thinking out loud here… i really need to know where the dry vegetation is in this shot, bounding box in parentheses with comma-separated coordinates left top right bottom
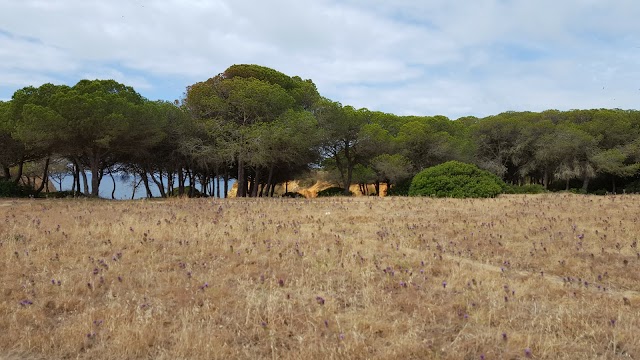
(1, 194, 639, 359)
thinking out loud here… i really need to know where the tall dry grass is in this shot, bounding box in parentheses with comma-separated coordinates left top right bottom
(0, 194, 639, 359)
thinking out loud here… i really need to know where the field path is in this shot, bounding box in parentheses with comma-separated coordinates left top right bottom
(442, 253, 640, 301)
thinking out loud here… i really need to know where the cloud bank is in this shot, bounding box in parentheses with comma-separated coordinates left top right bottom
(1, 0, 639, 118)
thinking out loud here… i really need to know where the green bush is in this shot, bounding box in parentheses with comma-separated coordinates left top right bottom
(44, 191, 86, 198)
(317, 187, 352, 197)
(569, 188, 587, 195)
(170, 186, 205, 198)
(624, 180, 640, 194)
(386, 178, 412, 196)
(504, 184, 547, 194)
(408, 161, 506, 198)
(0, 179, 35, 198)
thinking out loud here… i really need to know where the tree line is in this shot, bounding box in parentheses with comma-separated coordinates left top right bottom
(1, 64, 640, 198)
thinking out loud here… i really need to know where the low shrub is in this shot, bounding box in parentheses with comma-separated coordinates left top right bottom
(317, 187, 352, 197)
(505, 184, 547, 194)
(386, 178, 412, 196)
(409, 161, 506, 198)
(0, 179, 35, 198)
(624, 180, 640, 194)
(170, 186, 205, 198)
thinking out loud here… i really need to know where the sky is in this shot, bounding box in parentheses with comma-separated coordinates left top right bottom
(1, 0, 639, 119)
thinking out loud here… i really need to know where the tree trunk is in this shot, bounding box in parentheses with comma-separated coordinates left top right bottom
(334, 153, 346, 191)
(13, 157, 24, 184)
(237, 158, 246, 197)
(201, 174, 208, 195)
(109, 170, 117, 199)
(167, 169, 174, 195)
(244, 175, 250, 197)
(270, 182, 276, 197)
(141, 171, 152, 198)
(2, 166, 10, 180)
(612, 177, 616, 194)
(581, 177, 590, 192)
(150, 172, 166, 198)
(71, 160, 79, 196)
(248, 173, 255, 197)
(131, 177, 143, 200)
(98, 168, 105, 188)
(224, 171, 229, 198)
(177, 168, 185, 196)
(565, 178, 569, 191)
(34, 157, 50, 196)
(89, 154, 101, 197)
(543, 169, 549, 189)
(374, 181, 380, 196)
(80, 166, 89, 196)
(216, 176, 221, 199)
(344, 163, 354, 195)
(187, 167, 195, 197)
(251, 168, 261, 197)
(265, 165, 274, 197)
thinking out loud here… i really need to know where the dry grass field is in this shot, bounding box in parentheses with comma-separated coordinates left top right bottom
(1, 194, 639, 359)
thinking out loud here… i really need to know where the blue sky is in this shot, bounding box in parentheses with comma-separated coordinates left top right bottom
(1, 0, 639, 119)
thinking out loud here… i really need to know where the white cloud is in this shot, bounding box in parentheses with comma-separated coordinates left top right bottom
(1, 0, 639, 118)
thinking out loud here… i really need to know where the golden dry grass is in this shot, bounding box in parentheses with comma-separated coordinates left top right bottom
(1, 194, 639, 359)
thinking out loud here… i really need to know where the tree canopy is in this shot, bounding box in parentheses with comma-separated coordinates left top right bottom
(3, 64, 640, 198)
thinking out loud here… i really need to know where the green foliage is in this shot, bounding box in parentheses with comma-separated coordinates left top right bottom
(370, 154, 413, 185)
(224, 64, 296, 90)
(0, 179, 35, 198)
(44, 191, 85, 198)
(592, 189, 608, 196)
(504, 184, 547, 194)
(624, 180, 640, 194)
(351, 164, 376, 185)
(386, 178, 412, 196)
(568, 188, 588, 194)
(6, 64, 640, 200)
(409, 161, 506, 198)
(317, 187, 353, 197)
(170, 186, 205, 198)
